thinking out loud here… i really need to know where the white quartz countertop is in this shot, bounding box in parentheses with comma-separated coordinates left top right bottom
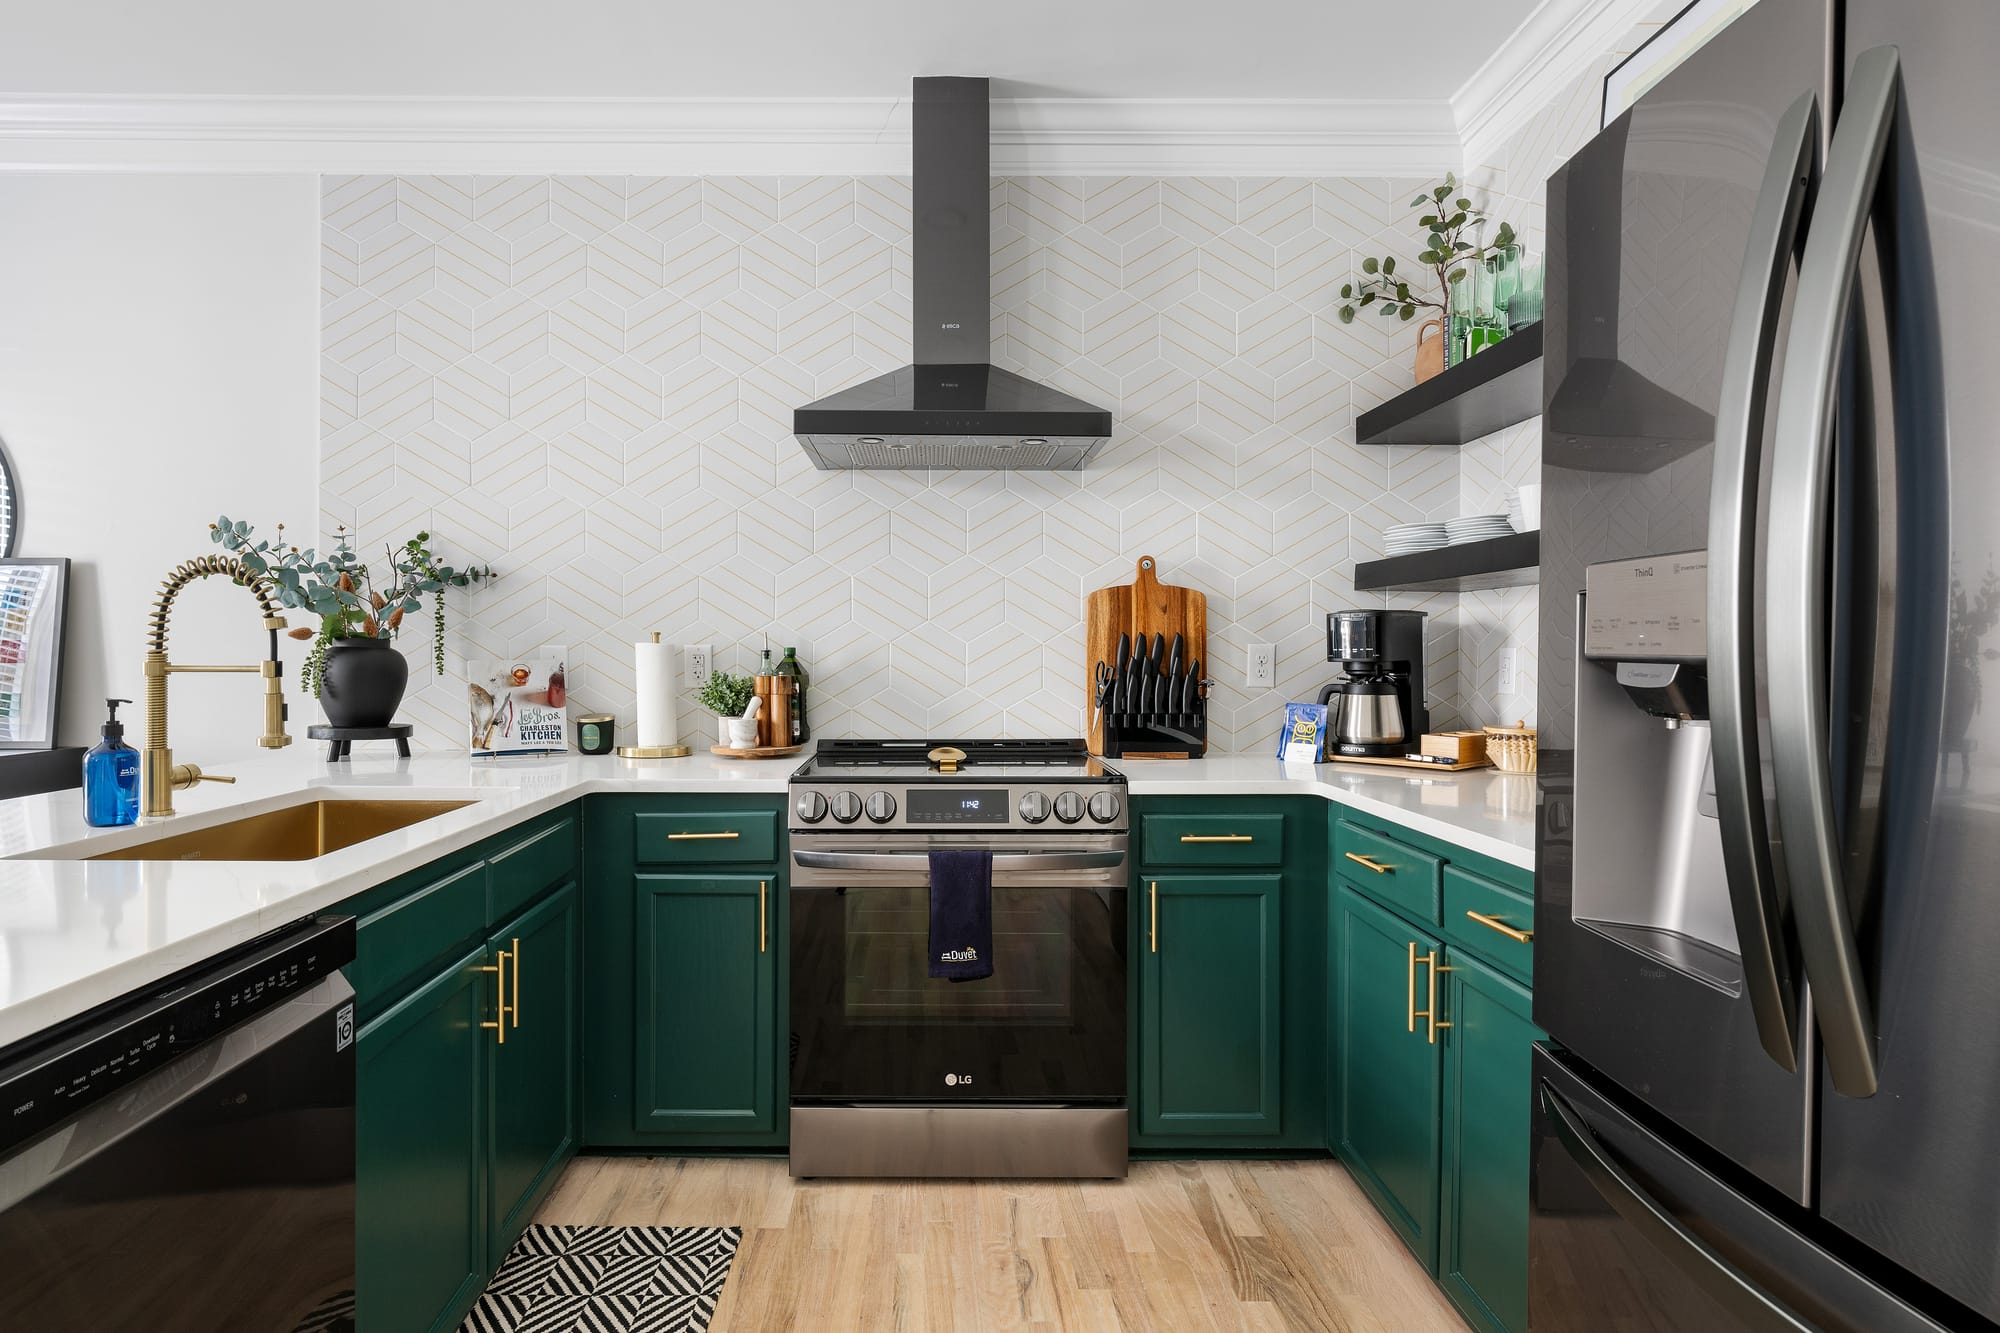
(1118, 755, 1538, 869)
(0, 744, 1535, 1049)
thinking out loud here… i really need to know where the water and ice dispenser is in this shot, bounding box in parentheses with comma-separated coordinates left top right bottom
(1572, 550, 1748, 991)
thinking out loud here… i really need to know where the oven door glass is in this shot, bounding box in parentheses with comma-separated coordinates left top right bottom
(790, 853, 1126, 1105)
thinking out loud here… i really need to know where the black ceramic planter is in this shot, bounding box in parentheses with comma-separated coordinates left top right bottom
(319, 636, 410, 728)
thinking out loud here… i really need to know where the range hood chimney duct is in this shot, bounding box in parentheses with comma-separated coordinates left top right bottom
(914, 77, 990, 366)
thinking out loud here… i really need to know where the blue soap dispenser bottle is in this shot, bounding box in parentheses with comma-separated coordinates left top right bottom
(83, 697, 140, 827)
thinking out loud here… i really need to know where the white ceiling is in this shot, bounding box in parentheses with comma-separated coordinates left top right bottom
(0, 0, 1518, 101)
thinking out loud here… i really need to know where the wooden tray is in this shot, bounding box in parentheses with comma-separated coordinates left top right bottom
(1086, 554, 1208, 757)
(710, 742, 806, 760)
(1325, 753, 1493, 773)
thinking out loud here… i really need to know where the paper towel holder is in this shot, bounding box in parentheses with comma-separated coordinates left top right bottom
(618, 631, 694, 759)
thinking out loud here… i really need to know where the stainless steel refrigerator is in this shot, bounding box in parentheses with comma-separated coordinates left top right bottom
(1533, 0, 2000, 1328)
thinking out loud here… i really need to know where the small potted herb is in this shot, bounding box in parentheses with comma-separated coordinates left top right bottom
(696, 670, 757, 749)
(210, 518, 494, 728)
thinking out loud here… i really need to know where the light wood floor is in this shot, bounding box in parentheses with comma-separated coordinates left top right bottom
(534, 1156, 1467, 1332)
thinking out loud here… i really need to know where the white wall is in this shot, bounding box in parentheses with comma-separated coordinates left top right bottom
(0, 174, 319, 757)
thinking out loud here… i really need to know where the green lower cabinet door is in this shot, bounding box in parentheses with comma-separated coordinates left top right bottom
(487, 882, 581, 1269)
(357, 945, 491, 1333)
(1439, 949, 1543, 1333)
(1334, 885, 1443, 1269)
(1139, 873, 1282, 1137)
(634, 873, 777, 1136)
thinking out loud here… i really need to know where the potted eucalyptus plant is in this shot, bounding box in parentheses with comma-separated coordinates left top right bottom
(210, 518, 495, 728)
(1339, 174, 1518, 381)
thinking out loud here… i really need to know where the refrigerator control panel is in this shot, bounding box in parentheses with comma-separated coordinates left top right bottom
(1584, 551, 1707, 661)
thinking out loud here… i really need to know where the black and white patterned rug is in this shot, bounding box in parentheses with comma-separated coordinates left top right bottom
(461, 1224, 742, 1333)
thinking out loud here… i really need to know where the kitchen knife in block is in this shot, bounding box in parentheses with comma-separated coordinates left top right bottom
(1084, 554, 1209, 757)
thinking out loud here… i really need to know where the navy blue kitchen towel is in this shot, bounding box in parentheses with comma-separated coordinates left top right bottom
(928, 849, 995, 981)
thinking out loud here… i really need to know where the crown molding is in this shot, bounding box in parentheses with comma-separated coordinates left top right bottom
(1452, 0, 1661, 169)
(0, 93, 1463, 176)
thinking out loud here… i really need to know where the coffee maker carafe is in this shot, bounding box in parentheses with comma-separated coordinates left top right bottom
(1315, 609, 1430, 757)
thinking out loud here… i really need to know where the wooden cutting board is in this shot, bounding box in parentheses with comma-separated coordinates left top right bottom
(1085, 555, 1208, 757)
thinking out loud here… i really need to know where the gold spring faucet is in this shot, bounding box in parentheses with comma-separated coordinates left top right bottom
(142, 555, 293, 818)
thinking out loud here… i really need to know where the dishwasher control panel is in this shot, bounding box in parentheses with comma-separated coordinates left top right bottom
(0, 915, 354, 1154)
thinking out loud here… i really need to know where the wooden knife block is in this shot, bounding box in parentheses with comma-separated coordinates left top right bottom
(1085, 555, 1210, 759)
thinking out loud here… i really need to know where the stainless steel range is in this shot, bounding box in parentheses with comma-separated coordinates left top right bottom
(787, 738, 1129, 1179)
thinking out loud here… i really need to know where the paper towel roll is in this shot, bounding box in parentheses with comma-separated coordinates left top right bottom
(634, 634, 678, 749)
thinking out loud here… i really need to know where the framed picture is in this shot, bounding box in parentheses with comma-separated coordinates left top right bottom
(0, 558, 69, 750)
(1602, 0, 1762, 127)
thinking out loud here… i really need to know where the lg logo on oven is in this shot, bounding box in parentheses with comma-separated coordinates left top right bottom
(944, 1073, 973, 1087)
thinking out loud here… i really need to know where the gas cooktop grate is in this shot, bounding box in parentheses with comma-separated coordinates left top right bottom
(809, 738, 1092, 768)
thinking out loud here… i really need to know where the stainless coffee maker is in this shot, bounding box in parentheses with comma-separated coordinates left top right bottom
(1315, 609, 1430, 757)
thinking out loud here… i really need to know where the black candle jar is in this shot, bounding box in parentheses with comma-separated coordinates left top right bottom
(576, 713, 616, 755)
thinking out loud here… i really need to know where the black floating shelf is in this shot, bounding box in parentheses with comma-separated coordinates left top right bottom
(1356, 321, 1543, 448)
(1355, 531, 1540, 593)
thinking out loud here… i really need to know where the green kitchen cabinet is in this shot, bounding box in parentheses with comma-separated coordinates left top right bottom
(357, 946, 491, 1333)
(1138, 873, 1282, 1138)
(580, 795, 790, 1150)
(633, 872, 779, 1136)
(1439, 949, 1542, 1333)
(346, 808, 581, 1333)
(486, 880, 581, 1269)
(1334, 883, 1445, 1268)
(1129, 796, 1326, 1151)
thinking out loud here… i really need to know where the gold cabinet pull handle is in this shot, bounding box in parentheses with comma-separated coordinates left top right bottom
(1345, 852, 1394, 874)
(1410, 949, 1453, 1045)
(1465, 909, 1533, 943)
(1180, 834, 1253, 844)
(668, 830, 740, 841)
(1150, 881, 1159, 953)
(477, 948, 511, 1044)
(759, 880, 768, 954)
(510, 936, 522, 1029)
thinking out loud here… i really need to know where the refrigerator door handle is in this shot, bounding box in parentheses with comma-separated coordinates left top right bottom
(1764, 44, 1901, 1099)
(1707, 89, 1820, 1074)
(1542, 1080, 1818, 1333)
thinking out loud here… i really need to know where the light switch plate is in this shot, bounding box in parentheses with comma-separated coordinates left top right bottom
(1246, 642, 1275, 688)
(687, 644, 713, 688)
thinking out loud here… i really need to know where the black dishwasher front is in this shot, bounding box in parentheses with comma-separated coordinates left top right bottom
(0, 915, 357, 1332)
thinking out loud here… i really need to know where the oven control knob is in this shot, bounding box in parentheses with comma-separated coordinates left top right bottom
(1087, 792, 1121, 824)
(795, 790, 828, 823)
(1018, 791, 1051, 824)
(1053, 791, 1085, 824)
(865, 791, 898, 823)
(829, 791, 863, 823)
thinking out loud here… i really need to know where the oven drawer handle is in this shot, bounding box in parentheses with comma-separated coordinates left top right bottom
(791, 849, 1127, 872)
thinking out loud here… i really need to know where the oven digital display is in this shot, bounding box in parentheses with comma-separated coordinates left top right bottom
(907, 788, 1010, 824)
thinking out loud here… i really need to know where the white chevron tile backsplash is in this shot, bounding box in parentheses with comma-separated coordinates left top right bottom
(319, 160, 1583, 751)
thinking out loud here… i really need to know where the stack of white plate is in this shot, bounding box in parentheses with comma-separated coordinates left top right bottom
(1505, 492, 1526, 530)
(1445, 514, 1514, 545)
(1385, 522, 1448, 555)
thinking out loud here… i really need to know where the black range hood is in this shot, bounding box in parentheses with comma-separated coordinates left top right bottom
(792, 77, 1114, 471)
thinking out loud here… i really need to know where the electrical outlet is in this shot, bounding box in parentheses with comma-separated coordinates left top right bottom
(1246, 642, 1275, 688)
(1497, 644, 1518, 694)
(687, 644, 713, 688)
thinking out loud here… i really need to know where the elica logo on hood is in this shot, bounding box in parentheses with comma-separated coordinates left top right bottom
(939, 946, 980, 963)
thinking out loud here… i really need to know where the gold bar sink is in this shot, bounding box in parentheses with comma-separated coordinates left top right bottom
(85, 799, 476, 862)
